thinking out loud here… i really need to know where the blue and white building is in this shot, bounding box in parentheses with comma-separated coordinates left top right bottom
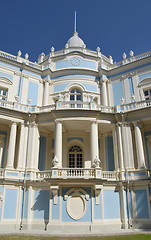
(0, 23, 151, 233)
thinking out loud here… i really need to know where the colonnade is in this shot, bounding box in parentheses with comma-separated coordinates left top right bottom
(2, 118, 147, 171)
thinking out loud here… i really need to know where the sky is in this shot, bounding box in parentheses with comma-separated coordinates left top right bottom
(0, 0, 151, 63)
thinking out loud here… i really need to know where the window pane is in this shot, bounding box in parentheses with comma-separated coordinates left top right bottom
(144, 91, 148, 96)
(70, 95, 74, 100)
(77, 95, 81, 101)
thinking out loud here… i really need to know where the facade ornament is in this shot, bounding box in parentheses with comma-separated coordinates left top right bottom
(131, 94, 135, 102)
(129, 50, 134, 57)
(51, 47, 55, 52)
(90, 94, 94, 102)
(65, 44, 69, 49)
(52, 155, 58, 168)
(123, 53, 127, 59)
(15, 95, 19, 102)
(83, 44, 86, 49)
(120, 97, 125, 105)
(27, 98, 32, 105)
(94, 156, 101, 168)
(96, 46, 100, 53)
(18, 50, 22, 57)
(25, 53, 29, 60)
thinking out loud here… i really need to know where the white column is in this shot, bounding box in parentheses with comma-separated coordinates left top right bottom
(17, 123, 28, 170)
(6, 122, 17, 169)
(43, 79, 49, 106)
(90, 121, 99, 166)
(54, 120, 62, 168)
(116, 123, 124, 170)
(27, 122, 40, 170)
(121, 124, 128, 169)
(100, 76, 108, 106)
(112, 126, 119, 170)
(126, 124, 134, 169)
(0, 134, 5, 168)
(134, 122, 146, 168)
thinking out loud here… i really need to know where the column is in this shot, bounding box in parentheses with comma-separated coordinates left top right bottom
(133, 122, 146, 168)
(112, 125, 119, 170)
(100, 76, 108, 106)
(90, 121, 99, 166)
(43, 78, 49, 106)
(121, 123, 130, 169)
(17, 123, 28, 170)
(119, 183, 128, 229)
(126, 124, 134, 169)
(54, 120, 62, 168)
(116, 123, 124, 170)
(6, 122, 17, 169)
(27, 122, 40, 170)
(0, 134, 5, 168)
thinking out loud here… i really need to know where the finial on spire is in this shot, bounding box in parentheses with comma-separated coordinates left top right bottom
(74, 11, 77, 33)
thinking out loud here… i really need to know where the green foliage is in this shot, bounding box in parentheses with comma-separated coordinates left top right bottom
(0, 234, 151, 240)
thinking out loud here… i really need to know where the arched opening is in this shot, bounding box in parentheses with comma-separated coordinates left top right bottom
(69, 145, 83, 168)
(69, 88, 82, 108)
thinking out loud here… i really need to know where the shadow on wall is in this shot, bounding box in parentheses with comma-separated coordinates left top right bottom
(31, 190, 50, 230)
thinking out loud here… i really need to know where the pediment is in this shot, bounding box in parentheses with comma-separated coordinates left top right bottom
(138, 77, 151, 87)
(0, 77, 13, 85)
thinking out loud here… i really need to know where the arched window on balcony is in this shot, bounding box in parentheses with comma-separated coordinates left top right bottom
(69, 89, 82, 108)
(69, 145, 83, 168)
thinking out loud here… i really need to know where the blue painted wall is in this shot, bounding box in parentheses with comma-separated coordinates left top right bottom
(0, 62, 19, 70)
(27, 81, 38, 105)
(38, 136, 46, 171)
(4, 189, 18, 219)
(112, 81, 124, 105)
(53, 83, 97, 93)
(0, 72, 13, 81)
(54, 84, 69, 93)
(55, 57, 96, 70)
(33, 190, 49, 219)
(61, 187, 91, 222)
(93, 191, 102, 220)
(105, 136, 115, 171)
(125, 190, 133, 219)
(128, 77, 134, 96)
(0, 130, 7, 168)
(103, 190, 120, 219)
(135, 189, 149, 219)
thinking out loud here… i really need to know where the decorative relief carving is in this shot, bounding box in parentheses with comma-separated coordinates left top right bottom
(64, 188, 89, 220)
(71, 57, 80, 66)
(122, 71, 137, 79)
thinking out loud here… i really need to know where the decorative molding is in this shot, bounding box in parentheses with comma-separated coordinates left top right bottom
(50, 185, 59, 205)
(94, 185, 102, 204)
(122, 71, 137, 79)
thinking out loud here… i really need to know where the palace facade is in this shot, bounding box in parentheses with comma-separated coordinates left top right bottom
(0, 28, 151, 233)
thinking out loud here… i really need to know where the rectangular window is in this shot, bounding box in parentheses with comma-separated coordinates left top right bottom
(0, 88, 7, 101)
(144, 89, 151, 100)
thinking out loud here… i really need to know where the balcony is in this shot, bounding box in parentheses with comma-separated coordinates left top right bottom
(0, 168, 150, 183)
(0, 98, 151, 115)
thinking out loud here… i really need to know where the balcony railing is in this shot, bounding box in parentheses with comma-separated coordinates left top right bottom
(0, 168, 150, 181)
(0, 98, 151, 114)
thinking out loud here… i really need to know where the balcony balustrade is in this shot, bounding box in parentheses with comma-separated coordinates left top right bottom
(0, 98, 151, 114)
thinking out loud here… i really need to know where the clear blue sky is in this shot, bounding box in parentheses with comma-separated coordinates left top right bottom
(0, 0, 151, 63)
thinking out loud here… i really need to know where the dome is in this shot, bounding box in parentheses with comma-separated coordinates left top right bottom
(66, 32, 86, 48)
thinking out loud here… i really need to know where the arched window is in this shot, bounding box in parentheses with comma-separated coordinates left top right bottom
(69, 145, 82, 168)
(69, 89, 82, 108)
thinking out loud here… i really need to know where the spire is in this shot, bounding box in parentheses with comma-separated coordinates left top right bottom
(74, 11, 76, 33)
(73, 11, 78, 36)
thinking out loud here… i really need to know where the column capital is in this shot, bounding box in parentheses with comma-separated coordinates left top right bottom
(116, 122, 122, 127)
(55, 119, 63, 124)
(133, 121, 142, 129)
(100, 75, 108, 83)
(43, 76, 51, 84)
